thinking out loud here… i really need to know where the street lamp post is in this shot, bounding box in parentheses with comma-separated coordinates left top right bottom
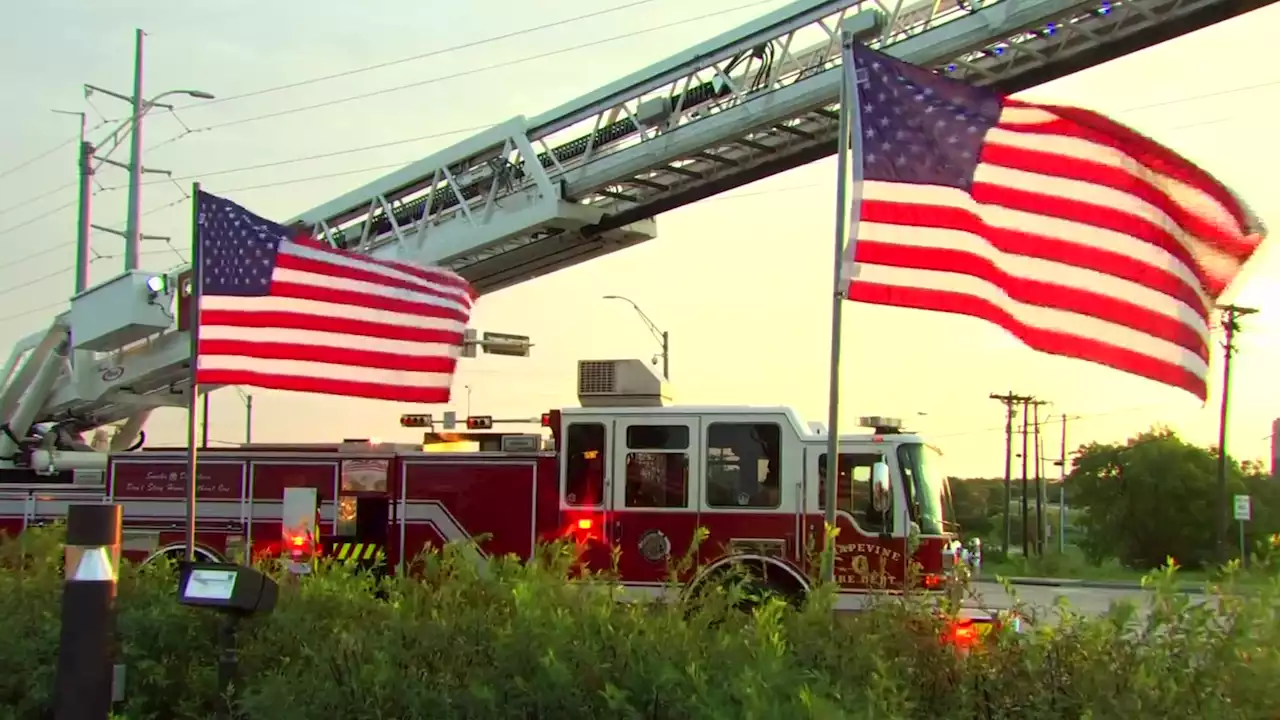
(602, 295, 669, 380)
(85, 28, 214, 272)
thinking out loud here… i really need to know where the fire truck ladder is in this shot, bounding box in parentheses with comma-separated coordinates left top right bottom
(0, 0, 1265, 470)
(290, 0, 1265, 294)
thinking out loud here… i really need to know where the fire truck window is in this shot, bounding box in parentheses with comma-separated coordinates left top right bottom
(705, 422, 781, 509)
(336, 496, 358, 536)
(625, 425, 689, 450)
(564, 423, 606, 507)
(818, 453, 889, 533)
(624, 452, 689, 508)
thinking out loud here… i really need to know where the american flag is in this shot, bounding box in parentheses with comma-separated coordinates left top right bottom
(193, 190, 475, 403)
(841, 43, 1265, 400)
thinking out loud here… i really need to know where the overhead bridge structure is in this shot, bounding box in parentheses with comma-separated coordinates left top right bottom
(0, 0, 1270, 472)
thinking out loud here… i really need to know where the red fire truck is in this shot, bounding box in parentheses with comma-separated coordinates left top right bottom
(0, 359, 980, 613)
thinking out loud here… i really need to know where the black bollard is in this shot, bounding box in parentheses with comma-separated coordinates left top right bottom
(53, 504, 123, 720)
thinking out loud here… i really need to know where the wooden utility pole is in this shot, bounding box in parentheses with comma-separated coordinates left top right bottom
(1019, 397, 1031, 557)
(1058, 413, 1068, 554)
(990, 392, 1031, 556)
(1032, 400, 1049, 556)
(1216, 304, 1258, 563)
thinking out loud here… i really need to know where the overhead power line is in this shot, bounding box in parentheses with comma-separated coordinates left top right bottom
(169, 0, 664, 111)
(0, 1, 773, 213)
(0, 135, 80, 181)
(192, 1, 784, 133)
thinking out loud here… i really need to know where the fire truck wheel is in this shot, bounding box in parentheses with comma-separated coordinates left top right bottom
(685, 558, 809, 614)
(140, 543, 223, 570)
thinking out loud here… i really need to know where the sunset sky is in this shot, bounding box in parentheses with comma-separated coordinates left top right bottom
(0, 0, 1276, 478)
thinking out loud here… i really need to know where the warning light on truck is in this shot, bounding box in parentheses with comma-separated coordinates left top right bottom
(465, 415, 493, 430)
(400, 414, 433, 428)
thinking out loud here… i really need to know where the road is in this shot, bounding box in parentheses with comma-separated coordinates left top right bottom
(968, 580, 1208, 619)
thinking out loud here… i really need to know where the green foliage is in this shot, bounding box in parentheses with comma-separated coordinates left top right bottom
(6, 526, 1280, 719)
(1066, 427, 1280, 571)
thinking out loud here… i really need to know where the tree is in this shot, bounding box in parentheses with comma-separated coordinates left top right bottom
(1066, 426, 1264, 570)
(947, 477, 1004, 541)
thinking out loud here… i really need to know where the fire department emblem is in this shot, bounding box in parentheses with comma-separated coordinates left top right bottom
(637, 529, 671, 562)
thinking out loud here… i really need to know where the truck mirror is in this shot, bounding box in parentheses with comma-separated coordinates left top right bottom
(870, 461, 891, 513)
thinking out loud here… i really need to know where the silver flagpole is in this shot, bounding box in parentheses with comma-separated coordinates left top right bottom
(185, 182, 203, 562)
(821, 28, 867, 583)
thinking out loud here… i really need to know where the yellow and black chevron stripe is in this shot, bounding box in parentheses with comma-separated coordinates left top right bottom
(332, 543, 383, 562)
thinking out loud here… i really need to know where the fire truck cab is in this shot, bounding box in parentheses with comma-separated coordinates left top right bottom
(0, 358, 975, 609)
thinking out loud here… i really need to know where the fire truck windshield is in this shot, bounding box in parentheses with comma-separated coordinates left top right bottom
(898, 443, 947, 536)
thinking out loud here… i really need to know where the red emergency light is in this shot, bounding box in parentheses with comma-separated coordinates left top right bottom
(401, 414, 432, 428)
(465, 415, 493, 430)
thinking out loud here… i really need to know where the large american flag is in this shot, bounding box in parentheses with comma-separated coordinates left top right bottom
(193, 190, 475, 403)
(842, 43, 1265, 400)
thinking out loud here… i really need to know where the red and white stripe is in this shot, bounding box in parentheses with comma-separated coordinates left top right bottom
(196, 239, 475, 403)
(847, 100, 1264, 400)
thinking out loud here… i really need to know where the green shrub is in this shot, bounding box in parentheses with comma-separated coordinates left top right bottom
(3, 526, 1280, 719)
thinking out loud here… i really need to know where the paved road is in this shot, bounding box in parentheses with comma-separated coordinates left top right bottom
(970, 581, 1150, 615)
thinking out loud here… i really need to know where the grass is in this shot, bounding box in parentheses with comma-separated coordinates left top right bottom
(981, 545, 1272, 587)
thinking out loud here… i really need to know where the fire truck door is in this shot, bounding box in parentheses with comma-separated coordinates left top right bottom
(610, 417, 701, 585)
(804, 447, 908, 590)
(331, 494, 390, 571)
(561, 421, 613, 572)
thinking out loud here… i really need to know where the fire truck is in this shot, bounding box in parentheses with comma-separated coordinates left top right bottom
(0, 358, 980, 613)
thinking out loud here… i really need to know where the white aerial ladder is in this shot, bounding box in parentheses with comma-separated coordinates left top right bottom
(0, 0, 1262, 475)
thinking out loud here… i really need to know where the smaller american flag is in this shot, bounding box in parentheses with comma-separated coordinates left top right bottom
(193, 190, 475, 404)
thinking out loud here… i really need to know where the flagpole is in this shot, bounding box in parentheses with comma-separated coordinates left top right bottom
(821, 29, 865, 582)
(185, 181, 203, 562)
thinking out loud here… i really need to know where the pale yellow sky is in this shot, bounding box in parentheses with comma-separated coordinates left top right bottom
(0, 0, 1275, 477)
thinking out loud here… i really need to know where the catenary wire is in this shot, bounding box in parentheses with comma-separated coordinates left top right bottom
(0, 135, 79, 181)
(190, 0, 787, 132)
(0, 1, 679, 206)
(167, 0, 665, 112)
(0, 1, 773, 214)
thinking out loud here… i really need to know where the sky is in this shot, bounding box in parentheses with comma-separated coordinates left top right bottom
(0, 0, 1277, 479)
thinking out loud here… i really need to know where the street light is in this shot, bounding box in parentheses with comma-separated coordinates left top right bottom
(84, 28, 216, 272)
(602, 295, 669, 380)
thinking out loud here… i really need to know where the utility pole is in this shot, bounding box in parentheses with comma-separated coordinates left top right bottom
(124, 28, 145, 270)
(1019, 397, 1031, 557)
(1216, 304, 1258, 563)
(84, 29, 215, 271)
(1032, 399, 1048, 556)
(1058, 413, 1068, 554)
(244, 394, 253, 444)
(52, 110, 94, 294)
(990, 392, 1031, 556)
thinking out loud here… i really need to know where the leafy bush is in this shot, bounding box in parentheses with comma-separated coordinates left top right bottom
(3, 526, 1280, 719)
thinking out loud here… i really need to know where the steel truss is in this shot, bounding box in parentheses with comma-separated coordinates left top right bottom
(292, 0, 1256, 293)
